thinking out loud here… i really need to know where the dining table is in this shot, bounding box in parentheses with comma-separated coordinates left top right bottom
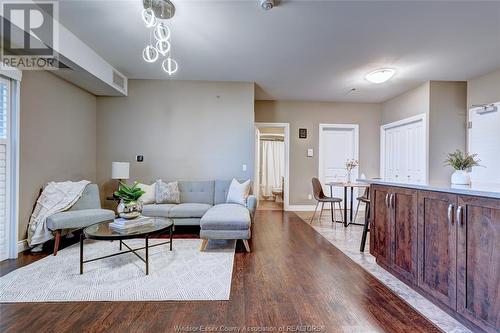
(325, 181, 370, 227)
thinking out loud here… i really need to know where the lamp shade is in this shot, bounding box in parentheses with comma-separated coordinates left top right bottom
(112, 162, 130, 180)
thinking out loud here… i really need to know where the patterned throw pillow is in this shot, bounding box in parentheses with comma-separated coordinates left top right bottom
(155, 180, 181, 204)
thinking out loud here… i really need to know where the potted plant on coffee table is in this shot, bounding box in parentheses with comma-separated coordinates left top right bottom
(114, 181, 145, 219)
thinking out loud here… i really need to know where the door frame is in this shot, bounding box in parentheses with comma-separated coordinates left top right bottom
(380, 113, 428, 182)
(0, 68, 21, 259)
(318, 123, 359, 187)
(254, 122, 290, 211)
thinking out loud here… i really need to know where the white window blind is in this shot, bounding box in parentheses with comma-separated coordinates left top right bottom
(0, 78, 9, 261)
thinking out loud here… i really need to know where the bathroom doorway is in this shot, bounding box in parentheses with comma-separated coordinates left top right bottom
(254, 123, 289, 211)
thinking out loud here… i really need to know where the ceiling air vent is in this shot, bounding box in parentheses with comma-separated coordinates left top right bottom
(112, 70, 126, 91)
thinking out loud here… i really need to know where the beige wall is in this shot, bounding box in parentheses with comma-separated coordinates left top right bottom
(467, 68, 500, 108)
(96, 80, 255, 200)
(255, 101, 382, 205)
(382, 82, 430, 125)
(429, 81, 467, 182)
(19, 71, 97, 240)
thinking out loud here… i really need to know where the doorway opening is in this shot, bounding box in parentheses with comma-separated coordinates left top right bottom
(254, 123, 289, 211)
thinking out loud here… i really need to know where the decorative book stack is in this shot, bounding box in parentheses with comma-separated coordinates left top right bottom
(109, 216, 153, 234)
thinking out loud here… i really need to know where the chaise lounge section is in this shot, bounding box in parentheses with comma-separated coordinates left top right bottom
(141, 180, 256, 251)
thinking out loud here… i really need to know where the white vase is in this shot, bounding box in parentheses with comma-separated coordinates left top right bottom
(451, 170, 471, 185)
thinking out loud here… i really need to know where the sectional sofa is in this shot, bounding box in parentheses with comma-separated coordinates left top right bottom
(141, 180, 256, 252)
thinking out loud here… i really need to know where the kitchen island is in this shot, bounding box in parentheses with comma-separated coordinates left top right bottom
(360, 179, 500, 333)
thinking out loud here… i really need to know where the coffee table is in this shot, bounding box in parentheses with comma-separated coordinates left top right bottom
(80, 217, 173, 275)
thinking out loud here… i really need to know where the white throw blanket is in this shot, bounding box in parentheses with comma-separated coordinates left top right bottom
(27, 180, 90, 247)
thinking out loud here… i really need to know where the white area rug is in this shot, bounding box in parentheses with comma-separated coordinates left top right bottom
(0, 239, 235, 302)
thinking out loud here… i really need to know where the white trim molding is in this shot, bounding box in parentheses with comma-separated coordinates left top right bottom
(17, 240, 29, 253)
(380, 113, 429, 182)
(255, 122, 290, 211)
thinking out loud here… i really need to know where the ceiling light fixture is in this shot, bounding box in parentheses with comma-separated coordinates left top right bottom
(365, 68, 396, 84)
(141, 0, 178, 76)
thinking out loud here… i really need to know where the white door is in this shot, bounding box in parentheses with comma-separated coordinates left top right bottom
(319, 125, 359, 199)
(383, 117, 426, 184)
(468, 104, 500, 183)
(0, 78, 10, 262)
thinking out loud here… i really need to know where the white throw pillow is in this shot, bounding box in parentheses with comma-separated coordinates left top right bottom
(137, 183, 155, 204)
(226, 179, 251, 206)
(155, 180, 181, 204)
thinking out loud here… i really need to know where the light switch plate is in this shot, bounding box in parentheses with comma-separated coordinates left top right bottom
(307, 148, 314, 157)
(242, 164, 247, 172)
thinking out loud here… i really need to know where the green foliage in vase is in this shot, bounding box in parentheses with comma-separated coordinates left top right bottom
(114, 181, 145, 204)
(444, 150, 481, 171)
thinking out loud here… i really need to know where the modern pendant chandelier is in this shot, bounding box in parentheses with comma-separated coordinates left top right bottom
(141, 0, 178, 76)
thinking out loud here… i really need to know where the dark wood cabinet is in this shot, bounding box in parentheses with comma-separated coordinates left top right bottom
(370, 184, 500, 333)
(370, 185, 418, 282)
(370, 185, 392, 267)
(417, 190, 457, 310)
(392, 188, 418, 282)
(456, 195, 500, 332)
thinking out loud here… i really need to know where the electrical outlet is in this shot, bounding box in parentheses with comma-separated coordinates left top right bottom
(308, 194, 312, 200)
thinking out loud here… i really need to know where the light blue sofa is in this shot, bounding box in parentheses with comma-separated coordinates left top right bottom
(46, 184, 115, 255)
(142, 180, 256, 252)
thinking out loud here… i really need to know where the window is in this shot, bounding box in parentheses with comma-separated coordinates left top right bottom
(0, 77, 10, 261)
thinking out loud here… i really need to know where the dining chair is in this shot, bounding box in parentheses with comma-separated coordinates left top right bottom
(354, 187, 370, 222)
(310, 178, 343, 226)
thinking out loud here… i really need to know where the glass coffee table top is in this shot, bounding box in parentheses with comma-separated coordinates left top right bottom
(84, 216, 173, 240)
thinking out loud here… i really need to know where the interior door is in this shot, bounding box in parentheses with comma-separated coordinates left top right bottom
(384, 118, 425, 183)
(0, 78, 10, 262)
(319, 126, 358, 199)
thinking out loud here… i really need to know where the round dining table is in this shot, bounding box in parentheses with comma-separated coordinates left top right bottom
(325, 181, 369, 227)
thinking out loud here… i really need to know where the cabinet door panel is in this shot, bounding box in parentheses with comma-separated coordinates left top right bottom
(370, 185, 392, 267)
(417, 190, 457, 309)
(392, 188, 418, 282)
(457, 196, 500, 332)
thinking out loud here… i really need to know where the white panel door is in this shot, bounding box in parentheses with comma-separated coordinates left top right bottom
(0, 78, 10, 262)
(468, 104, 500, 183)
(383, 118, 425, 184)
(319, 126, 358, 199)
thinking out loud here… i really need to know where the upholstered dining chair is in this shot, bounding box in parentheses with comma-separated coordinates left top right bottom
(310, 177, 343, 226)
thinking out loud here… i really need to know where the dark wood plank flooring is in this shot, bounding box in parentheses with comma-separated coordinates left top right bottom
(0, 211, 441, 333)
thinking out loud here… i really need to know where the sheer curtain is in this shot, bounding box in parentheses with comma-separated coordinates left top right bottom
(260, 140, 285, 198)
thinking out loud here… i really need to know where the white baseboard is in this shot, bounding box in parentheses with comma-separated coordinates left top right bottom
(287, 205, 317, 211)
(17, 239, 29, 253)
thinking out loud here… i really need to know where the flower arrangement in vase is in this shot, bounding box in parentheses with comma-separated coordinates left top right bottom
(345, 159, 359, 183)
(114, 181, 145, 219)
(444, 150, 481, 185)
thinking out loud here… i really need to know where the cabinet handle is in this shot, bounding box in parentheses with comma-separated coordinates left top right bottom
(447, 204, 454, 224)
(457, 206, 463, 226)
(385, 194, 389, 208)
(390, 194, 394, 208)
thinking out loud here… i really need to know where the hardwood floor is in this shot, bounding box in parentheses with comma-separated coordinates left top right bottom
(0, 211, 441, 333)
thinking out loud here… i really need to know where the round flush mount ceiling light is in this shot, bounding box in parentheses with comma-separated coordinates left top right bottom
(365, 68, 396, 84)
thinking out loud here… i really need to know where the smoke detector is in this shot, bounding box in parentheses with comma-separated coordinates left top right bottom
(260, 0, 274, 10)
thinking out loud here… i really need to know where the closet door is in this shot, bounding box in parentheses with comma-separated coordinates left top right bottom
(385, 126, 408, 182)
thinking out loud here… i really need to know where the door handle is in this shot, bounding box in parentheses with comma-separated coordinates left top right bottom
(456, 206, 463, 226)
(447, 204, 454, 224)
(390, 194, 394, 208)
(385, 194, 389, 208)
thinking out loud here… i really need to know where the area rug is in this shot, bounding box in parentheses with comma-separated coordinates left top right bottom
(0, 239, 235, 302)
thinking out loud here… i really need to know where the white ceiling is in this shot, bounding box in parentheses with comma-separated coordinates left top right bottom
(58, 0, 500, 102)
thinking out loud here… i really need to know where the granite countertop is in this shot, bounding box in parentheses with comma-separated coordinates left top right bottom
(358, 178, 500, 199)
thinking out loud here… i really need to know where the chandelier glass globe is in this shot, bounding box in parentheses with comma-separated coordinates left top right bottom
(156, 40, 171, 56)
(162, 57, 178, 75)
(142, 45, 159, 63)
(142, 8, 157, 28)
(154, 22, 171, 41)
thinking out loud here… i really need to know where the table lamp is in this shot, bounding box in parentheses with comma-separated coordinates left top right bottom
(112, 162, 130, 182)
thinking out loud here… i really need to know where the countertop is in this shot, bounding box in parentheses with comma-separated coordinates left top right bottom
(358, 178, 500, 199)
